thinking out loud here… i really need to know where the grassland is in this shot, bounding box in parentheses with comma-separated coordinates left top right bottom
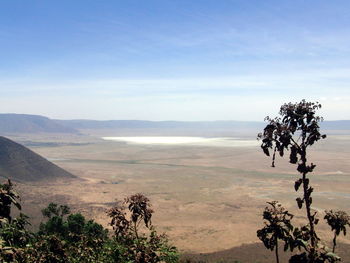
(6, 131, 350, 260)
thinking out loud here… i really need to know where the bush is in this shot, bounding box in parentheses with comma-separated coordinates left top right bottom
(0, 180, 178, 262)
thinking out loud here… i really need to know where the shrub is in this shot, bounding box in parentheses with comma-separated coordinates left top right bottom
(324, 210, 350, 253)
(107, 193, 179, 263)
(258, 100, 340, 263)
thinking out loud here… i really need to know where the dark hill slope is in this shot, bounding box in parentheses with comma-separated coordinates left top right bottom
(182, 242, 350, 263)
(0, 114, 77, 134)
(0, 136, 76, 182)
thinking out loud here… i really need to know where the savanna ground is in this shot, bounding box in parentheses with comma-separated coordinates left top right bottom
(5, 130, 350, 262)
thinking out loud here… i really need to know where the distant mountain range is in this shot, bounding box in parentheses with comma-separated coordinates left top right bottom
(320, 120, 350, 130)
(0, 136, 76, 182)
(54, 119, 265, 130)
(55, 119, 350, 131)
(0, 113, 349, 134)
(0, 114, 78, 134)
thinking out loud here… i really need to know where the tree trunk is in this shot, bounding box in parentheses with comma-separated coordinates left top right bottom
(134, 221, 139, 240)
(333, 232, 337, 253)
(275, 237, 279, 263)
(301, 149, 316, 263)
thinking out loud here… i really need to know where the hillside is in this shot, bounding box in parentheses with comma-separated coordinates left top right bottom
(182, 242, 350, 263)
(0, 136, 76, 182)
(0, 114, 77, 134)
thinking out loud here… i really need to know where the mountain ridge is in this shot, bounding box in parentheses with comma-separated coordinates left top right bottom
(0, 114, 78, 134)
(1, 113, 349, 134)
(0, 136, 76, 182)
(56, 119, 350, 130)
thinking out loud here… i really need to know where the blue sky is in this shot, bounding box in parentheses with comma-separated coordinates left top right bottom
(1, 0, 350, 121)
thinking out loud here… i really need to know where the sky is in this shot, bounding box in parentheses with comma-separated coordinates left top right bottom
(1, 0, 350, 121)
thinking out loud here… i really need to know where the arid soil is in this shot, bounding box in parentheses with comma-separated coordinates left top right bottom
(7, 132, 350, 259)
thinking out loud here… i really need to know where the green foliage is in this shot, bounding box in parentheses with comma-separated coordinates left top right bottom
(22, 199, 178, 263)
(289, 250, 340, 263)
(17, 235, 69, 263)
(66, 213, 86, 241)
(83, 219, 108, 240)
(39, 215, 66, 238)
(0, 179, 21, 222)
(0, 237, 17, 263)
(0, 181, 178, 263)
(0, 213, 32, 248)
(0, 180, 29, 262)
(41, 203, 70, 219)
(107, 193, 179, 263)
(39, 203, 108, 244)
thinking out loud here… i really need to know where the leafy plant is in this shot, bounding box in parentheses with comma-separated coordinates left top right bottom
(41, 203, 70, 219)
(258, 100, 340, 262)
(0, 213, 31, 248)
(126, 193, 153, 239)
(0, 180, 28, 262)
(20, 235, 68, 263)
(0, 237, 17, 263)
(324, 210, 350, 253)
(107, 193, 179, 263)
(0, 179, 179, 262)
(0, 179, 21, 223)
(257, 201, 294, 263)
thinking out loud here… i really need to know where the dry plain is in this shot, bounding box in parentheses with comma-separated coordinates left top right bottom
(6, 130, 350, 256)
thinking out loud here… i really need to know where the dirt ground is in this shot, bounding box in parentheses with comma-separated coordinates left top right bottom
(7, 132, 350, 255)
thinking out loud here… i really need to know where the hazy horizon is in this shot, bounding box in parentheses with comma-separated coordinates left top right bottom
(2, 112, 350, 122)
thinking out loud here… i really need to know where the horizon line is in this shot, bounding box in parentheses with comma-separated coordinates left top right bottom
(0, 113, 349, 123)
